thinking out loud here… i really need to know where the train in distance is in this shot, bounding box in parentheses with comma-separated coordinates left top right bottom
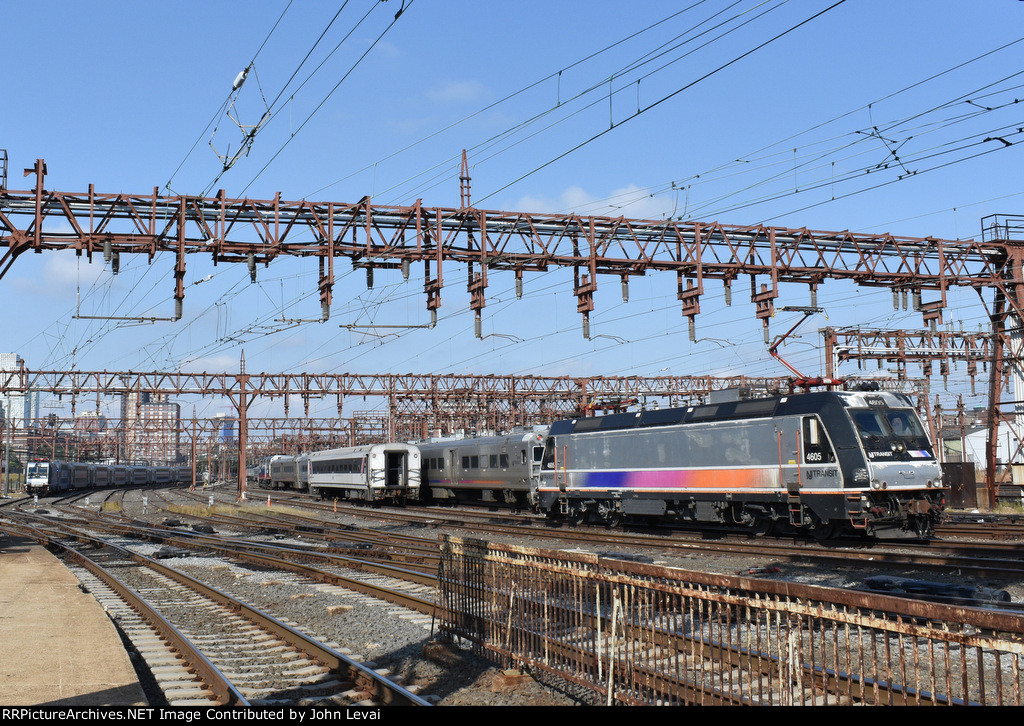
(25, 461, 192, 494)
(255, 386, 945, 539)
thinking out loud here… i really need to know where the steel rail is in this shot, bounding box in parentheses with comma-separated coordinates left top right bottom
(19, 506, 440, 614)
(272, 495, 1024, 580)
(1, 518, 249, 706)
(4, 511, 432, 706)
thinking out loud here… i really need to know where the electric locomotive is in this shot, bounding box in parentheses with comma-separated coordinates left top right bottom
(538, 389, 945, 538)
(25, 459, 71, 495)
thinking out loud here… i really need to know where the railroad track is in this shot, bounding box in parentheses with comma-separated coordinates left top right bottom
(10, 486, 1024, 706)
(237, 489, 1024, 583)
(2, 512, 432, 707)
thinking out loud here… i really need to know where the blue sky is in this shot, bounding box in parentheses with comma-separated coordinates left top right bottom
(2, 0, 1022, 420)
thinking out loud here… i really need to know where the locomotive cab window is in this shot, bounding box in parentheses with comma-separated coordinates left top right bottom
(886, 411, 924, 440)
(542, 437, 555, 469)
(802, 417, 835, 463)
(850, 409, 887, 444)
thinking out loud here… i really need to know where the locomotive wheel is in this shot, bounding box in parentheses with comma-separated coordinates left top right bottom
(809, 519, 837, 541)
(605, 511, 623, 528)
(751, 517, 774, 537)
(570, 507, 587, 525)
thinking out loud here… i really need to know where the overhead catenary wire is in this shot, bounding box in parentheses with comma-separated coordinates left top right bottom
(162, 0, 295, 195)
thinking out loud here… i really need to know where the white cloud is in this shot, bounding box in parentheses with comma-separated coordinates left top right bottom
(10, 253, 111, 299)
(425, 80, 488, 104)
(515, 184, 677, 219)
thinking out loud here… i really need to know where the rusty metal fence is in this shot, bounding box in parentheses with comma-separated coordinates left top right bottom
(436, 536, 1024, 705)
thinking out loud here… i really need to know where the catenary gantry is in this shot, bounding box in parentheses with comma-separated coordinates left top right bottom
(1, 160, 1018, 334)
(3, 161, 1024, 502)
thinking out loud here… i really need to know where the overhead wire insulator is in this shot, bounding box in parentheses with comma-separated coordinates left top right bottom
(247, 252, 257, 283)
(232, 66, 250, 92)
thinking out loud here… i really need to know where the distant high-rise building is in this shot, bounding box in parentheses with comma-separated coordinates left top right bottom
(0, 353, 34, 425)
(213, 412, 236, 443)
(75, 410, 108, 434)
(123, 391, 180, 464)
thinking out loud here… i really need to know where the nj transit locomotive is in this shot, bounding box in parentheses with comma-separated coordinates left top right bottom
(538, 390, 945, 538)
(419, 431, 545, 507)
(24, 459, 194, 495)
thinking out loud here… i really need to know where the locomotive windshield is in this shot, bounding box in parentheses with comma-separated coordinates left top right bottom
(849, 407, 932, 458)
(26, 462, 48, 476)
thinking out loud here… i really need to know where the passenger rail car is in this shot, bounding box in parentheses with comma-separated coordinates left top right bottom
(269, 454, 311, 492)
(173, 465, 193, 486)
(23, 458, 193, 495)
(257, 455, 285, 488)
(538, 390, 945, 538)
(420, 431, 546, 507)
(308, 444, 420, 503)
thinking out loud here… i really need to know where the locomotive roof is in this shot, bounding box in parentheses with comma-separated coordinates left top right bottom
(549, 389, 915, 436)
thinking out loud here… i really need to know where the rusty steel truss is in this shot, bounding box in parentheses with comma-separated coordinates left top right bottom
(438, 536, 1024, 706)
(0, 160, 1015, 330)
(2, 161, 1024, 502)
(822, 326, 992, 391)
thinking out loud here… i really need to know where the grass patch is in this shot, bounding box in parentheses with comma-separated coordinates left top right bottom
(165, 501, 309, 520)
(166, 503, 247, 518)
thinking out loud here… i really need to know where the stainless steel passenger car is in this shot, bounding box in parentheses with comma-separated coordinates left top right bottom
(419, 431, 546, 507)
(308, 443, 420, 502)
(269, 454, 311, 492)
(538, 390, 945, 538)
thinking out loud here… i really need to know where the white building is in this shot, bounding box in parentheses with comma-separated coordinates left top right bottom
(0, 353, 35, 425)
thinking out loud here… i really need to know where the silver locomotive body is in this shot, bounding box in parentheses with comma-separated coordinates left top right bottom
(538, 390, 944, 538)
